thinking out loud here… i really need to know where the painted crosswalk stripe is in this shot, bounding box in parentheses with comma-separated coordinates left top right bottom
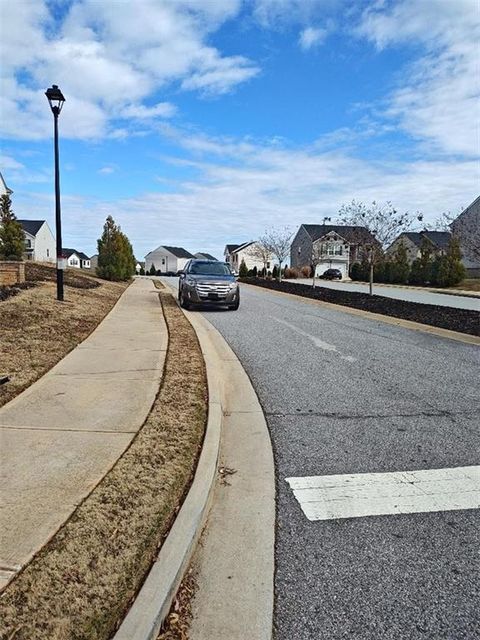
(286, 466, 480, 521)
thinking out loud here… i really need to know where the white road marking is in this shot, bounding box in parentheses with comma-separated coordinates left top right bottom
(286, 466, 480, 521)
(273, 317, 356, 362)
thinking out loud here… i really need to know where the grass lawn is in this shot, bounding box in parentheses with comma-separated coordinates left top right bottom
(0, 288, 207, 640)
(0, 264, 128, 409)
(452, 278, 480, 292)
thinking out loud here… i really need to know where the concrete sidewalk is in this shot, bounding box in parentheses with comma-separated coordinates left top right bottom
(0, 278, 167, 590)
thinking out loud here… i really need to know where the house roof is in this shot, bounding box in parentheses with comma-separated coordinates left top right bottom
(302, 224, 376, 244)
(0, 171, 13, 195)
(195, 252, 218, 261)
(231, 241, 254, 253)
(62, 248, 80, 258)
(421, 231, 451, 250)
(225, 244, 242, 254)
(63, 248, 89, 260)
(400, 231, 451, 250)
(162, 245, 195, 259)
(18, 219, 45, 236)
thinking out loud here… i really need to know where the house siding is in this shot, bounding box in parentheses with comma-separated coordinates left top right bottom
(33, 222, 55, 263)
(231, 243, 271, 272)
(451, 197, 480, 275)
(290, 226, 313, 269)
(145, 248, 192, 273)
(386, 236, 421, 265)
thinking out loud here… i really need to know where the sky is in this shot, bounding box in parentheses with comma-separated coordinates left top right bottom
(1, 0, 479, 260)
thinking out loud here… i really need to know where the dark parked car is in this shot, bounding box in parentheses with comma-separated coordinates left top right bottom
(320, 268, 343, 280)
(178, 260, 240, 310)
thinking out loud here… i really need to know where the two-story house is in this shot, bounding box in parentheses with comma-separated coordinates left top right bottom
(224, 242, 273, 273)
(291, 224, 377, 279)
(386, 231, 451, 265)
(18, 220, 56, 263)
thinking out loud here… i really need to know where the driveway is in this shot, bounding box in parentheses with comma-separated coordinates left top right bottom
(286, 278, 480, 311)
(199, 283, 480, 640)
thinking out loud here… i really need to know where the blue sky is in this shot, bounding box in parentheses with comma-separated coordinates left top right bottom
(1, 0, 478, 260)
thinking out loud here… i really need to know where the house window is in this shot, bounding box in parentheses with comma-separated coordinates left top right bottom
(162, 258, 166, 265)
(267, 261, 270, 269)
(47, 249, 49, 257)
(25, 239, 32, 248)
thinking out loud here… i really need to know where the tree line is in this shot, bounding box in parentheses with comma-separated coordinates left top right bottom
(0, 193, 135, 283)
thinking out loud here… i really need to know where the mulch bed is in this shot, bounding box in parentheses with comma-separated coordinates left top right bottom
(25, 262, 100, 289)
(240, 278, 480, 337)
(0, 282, 37, 302)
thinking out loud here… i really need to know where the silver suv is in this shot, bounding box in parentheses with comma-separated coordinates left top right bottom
(178, 260, 240, 310)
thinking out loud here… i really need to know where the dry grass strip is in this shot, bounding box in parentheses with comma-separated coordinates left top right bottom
(0, 277, 128, 408)
(0, 290, 207, 640)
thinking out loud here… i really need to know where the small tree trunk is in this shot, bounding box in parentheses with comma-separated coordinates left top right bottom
(369, 262, 374, 296)
(278, 261, 282, 282)
(312, 267, 316, 289)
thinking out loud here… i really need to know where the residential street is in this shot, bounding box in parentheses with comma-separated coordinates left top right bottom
(286, 278, 480, 311)
(198, 283, 480, 640)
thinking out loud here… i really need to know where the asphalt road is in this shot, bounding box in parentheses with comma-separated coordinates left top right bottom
(287, 278, 480, 311)
(197, 283, 480, 640)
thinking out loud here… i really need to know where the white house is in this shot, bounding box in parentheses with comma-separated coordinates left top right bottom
(145, 245, 195, 274)
(224, 242, 272, 273)
(0, 171, 13, 196)
(62, 249, 82, 268)
(311, 231, 352, 279)
(62, 248, 91, 269)
(18, 220, 56, 263)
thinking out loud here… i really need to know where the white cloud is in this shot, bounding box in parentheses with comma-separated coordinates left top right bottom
(357, 0, 480, 157)
(0, 0, 258, 141)
(0, 154, 25, 171)
(299, 26, 328, 50)
(14, 133, 478, 260)
(98, 166, 115, 175)
(119, 102, 177, 120)
(253, 0, 341, 27)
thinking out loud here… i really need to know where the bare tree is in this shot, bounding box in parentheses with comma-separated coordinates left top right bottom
(338, 199, 423, 249)
(338, 199, 423, 295)
(262, 227, 294, 281)
(247, 239, 273, 276)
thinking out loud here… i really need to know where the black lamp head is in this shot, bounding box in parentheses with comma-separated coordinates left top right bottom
(45, 84, 65, 114)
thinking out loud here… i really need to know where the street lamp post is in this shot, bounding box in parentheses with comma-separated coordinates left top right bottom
(45, 84, 66, 301)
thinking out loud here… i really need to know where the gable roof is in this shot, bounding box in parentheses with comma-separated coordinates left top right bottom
(77, 251, 90, 261)
(225, 244, 242, 254)
(162, 245, 195, 259)
(302, 224, 376, 244)
(18, 219, 45, 236)
(195, 252, 218, 261)
(231, 241, 254, 253)
(400, 231, 451, 250)
(421, 231, 451, 250)
(0, 171, 13, 195)
(62, 248, 80, 258)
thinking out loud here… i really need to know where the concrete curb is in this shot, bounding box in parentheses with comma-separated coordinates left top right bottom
(113, 290, 224, 640)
